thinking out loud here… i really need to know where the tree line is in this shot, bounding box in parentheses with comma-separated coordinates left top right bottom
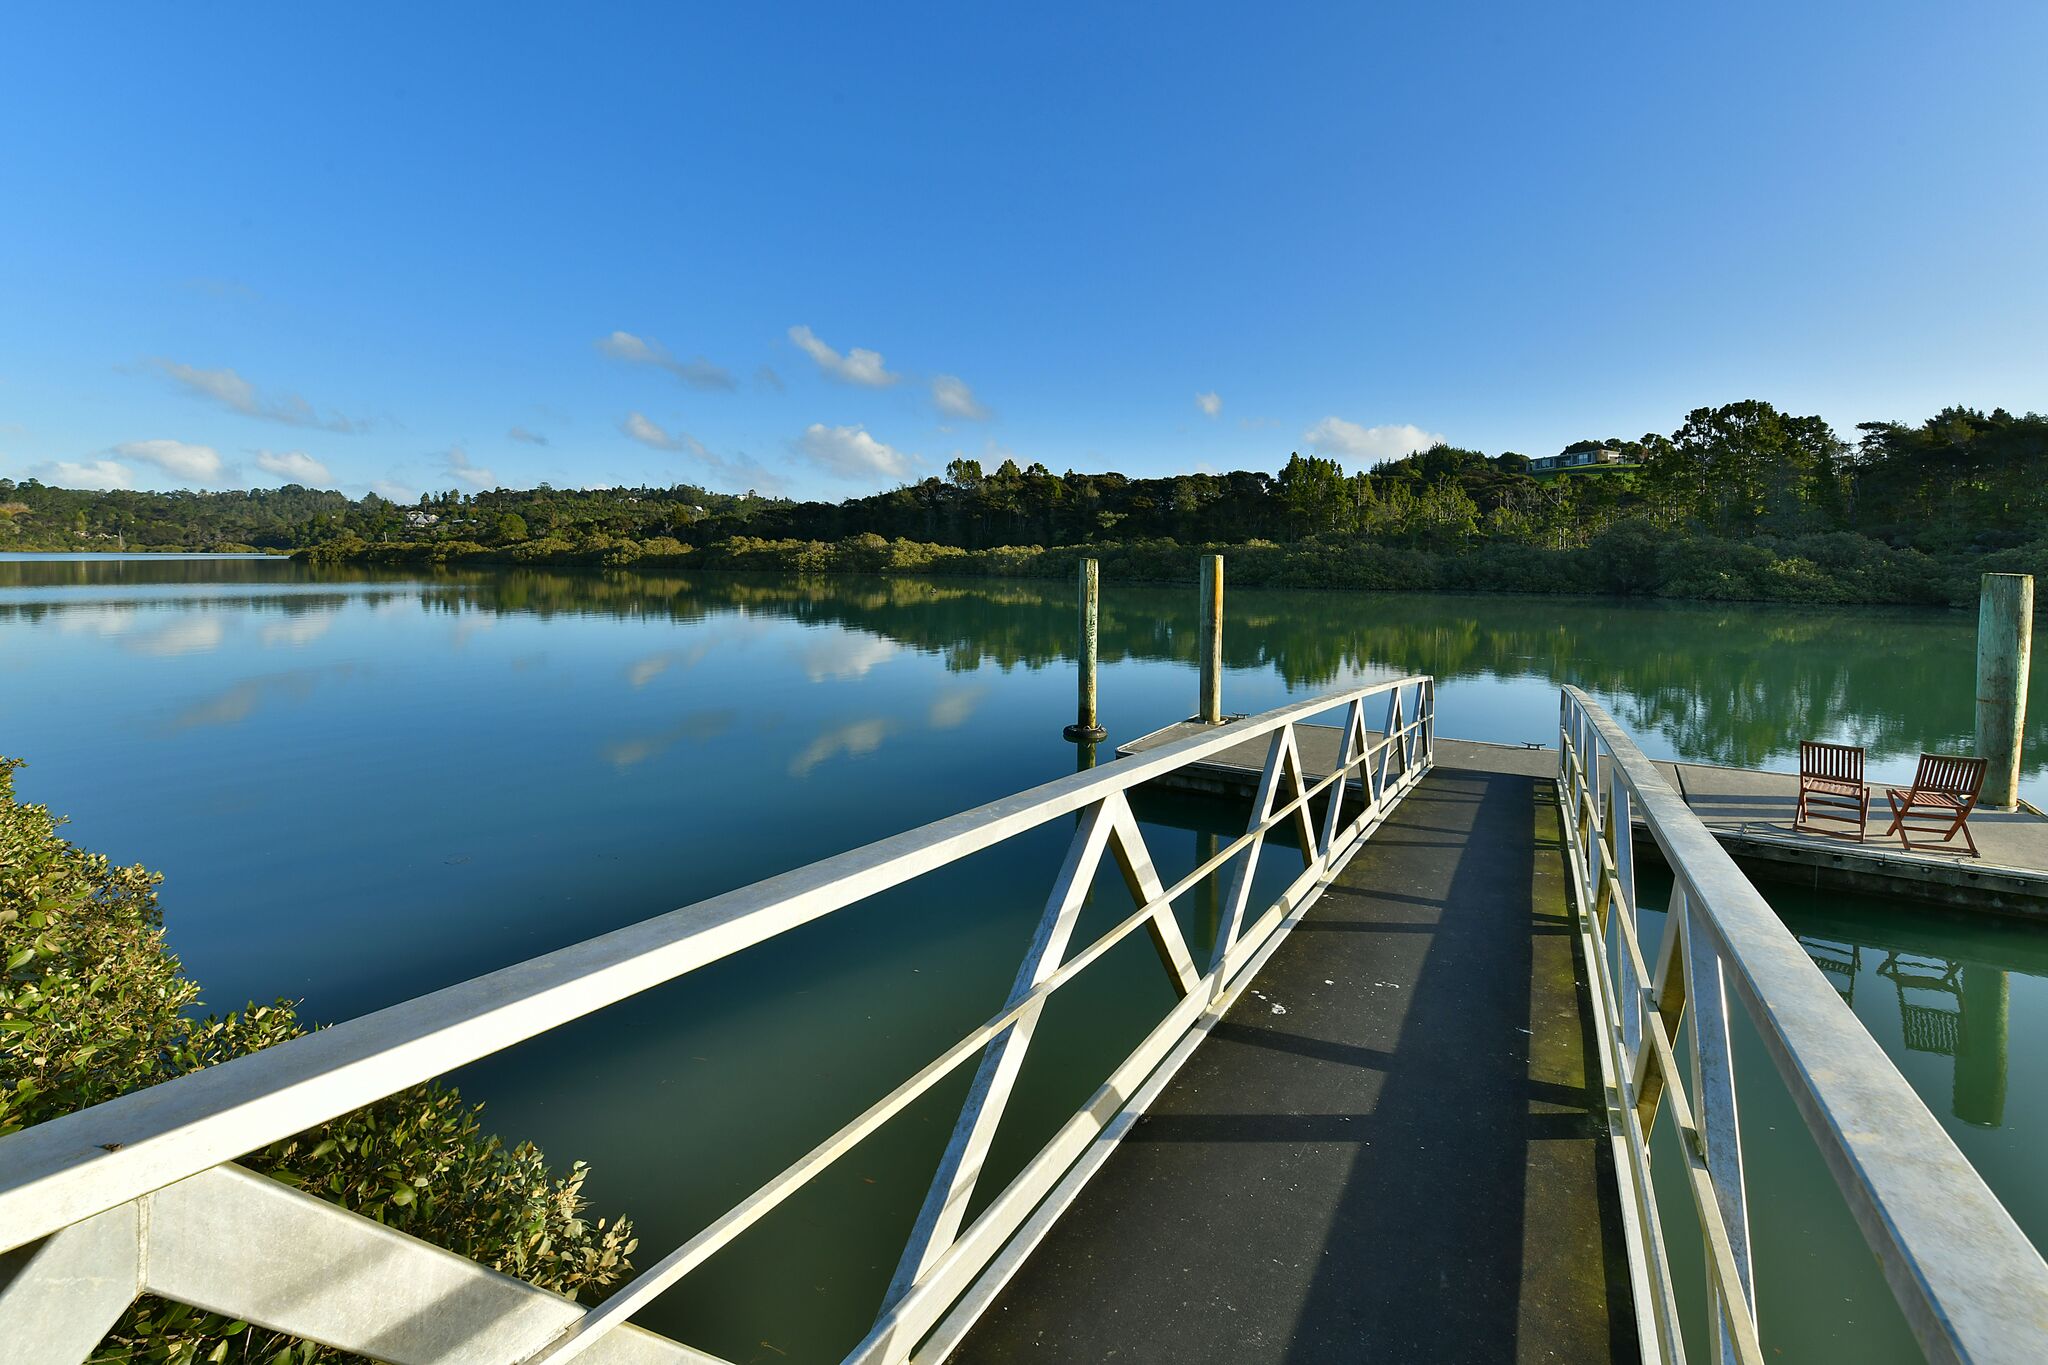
(3, 400, 2044, 603)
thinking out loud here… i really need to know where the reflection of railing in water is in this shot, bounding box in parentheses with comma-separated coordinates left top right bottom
(0, 678, 1435, 1365)
(1794, 935, 1862, 1004)
(1558, 687, 2048, 1365)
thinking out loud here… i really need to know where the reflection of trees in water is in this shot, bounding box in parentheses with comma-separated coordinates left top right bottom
(0, 557, 322, 589)
(8, 561, 2042, 773)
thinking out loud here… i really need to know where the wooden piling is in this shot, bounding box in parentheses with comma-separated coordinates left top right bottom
(1064, 559, 1107, 742)
(1198, 555, 1223, 724)
(1975, 573, 2033, 810)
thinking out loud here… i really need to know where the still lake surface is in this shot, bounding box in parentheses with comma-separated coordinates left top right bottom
(3, 553, 2044, 1363)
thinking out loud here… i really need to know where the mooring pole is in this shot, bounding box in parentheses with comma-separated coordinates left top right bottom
(1198, 554, 1223, 724)
(1975, 572, 2033, 810)
(1064, 558, 1107, 743)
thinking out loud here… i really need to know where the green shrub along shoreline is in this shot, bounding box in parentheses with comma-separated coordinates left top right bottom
(0, 759, 637, 1365)
(295, 523, 2045, 609)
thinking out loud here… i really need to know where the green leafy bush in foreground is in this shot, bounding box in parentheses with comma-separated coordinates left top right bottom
(0, 758, 636, 1363)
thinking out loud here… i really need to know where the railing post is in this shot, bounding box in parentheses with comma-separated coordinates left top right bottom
(1197, 554, 1223, 724)
(882, 798, 1119, 1312)
(1613, 780, 1642, 1067)
(1064, 558, 1108, 743)
(1975, 572, 2032, 809)
(1423, 678, 1436, 763)
(1683, 902, 1755, 1364)
(1211, 723, 1304, 974)
(0, 1202, 141, 1365)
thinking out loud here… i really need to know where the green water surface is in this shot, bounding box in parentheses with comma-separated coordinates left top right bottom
(2, 555, 2042, 1362)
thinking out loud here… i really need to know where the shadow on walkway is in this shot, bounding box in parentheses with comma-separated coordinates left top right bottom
(952, 769, 1636, 1364)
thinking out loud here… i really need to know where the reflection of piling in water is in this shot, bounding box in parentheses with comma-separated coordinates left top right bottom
(1975, 572, 2032, 810)
(1954, 964, 2010, 1128)
(1065, 559, 1108, 743)
(1195, 829, 1221, 957)
(1074, 737, 1098, 773)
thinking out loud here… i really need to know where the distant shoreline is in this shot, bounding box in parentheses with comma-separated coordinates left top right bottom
(285, 531, 2037, 612)
(6, 541, 2032, 614)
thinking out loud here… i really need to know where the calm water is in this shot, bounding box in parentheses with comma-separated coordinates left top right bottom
(3, 554, 2044, 1362)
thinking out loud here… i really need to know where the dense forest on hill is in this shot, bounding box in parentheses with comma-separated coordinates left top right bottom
(4, 400, 2045, 605)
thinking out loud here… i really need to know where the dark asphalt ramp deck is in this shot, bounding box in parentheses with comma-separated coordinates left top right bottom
(953, 768, 1636, 1364)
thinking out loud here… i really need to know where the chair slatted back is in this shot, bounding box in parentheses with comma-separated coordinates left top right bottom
(1801, 741, 1864, 783)
(1911, 753, 1988, 799)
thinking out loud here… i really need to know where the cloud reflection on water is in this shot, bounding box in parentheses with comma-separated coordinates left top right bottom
(165, 665, 356, 731)
(602, 708, 741, 769)
(789, 717, 895, 778)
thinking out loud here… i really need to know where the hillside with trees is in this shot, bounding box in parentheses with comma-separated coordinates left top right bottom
(4, 400, 2044, 605)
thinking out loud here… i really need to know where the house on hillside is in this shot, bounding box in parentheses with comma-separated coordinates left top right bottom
(1530, 444, 1626, 472)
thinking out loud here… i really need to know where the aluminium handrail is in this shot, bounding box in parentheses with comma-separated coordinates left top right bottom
(0, 675, 1435, 1365)
(0, 676, 1428, 1250)
(1557, 686, 2048, 1365)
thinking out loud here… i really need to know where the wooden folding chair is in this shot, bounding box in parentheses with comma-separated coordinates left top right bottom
(1794, 740, 1868, 841)
(1883, 754, 1989, 855)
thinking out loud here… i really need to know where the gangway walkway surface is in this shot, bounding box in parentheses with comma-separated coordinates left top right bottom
(954, 766, 1636, 1363)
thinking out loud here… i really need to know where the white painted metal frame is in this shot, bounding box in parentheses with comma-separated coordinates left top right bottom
(1557, 686, 2048, 1365)
(0, 676, 1434, 1365)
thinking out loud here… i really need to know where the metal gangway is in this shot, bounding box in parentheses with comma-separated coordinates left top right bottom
(1558, 686, 2047, 1365)
(3, 678, 2045, 1364)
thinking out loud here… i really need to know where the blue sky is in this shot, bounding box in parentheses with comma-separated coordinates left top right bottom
(2, 3, 2044, 502)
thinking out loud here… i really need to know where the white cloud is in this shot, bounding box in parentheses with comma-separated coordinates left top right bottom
(1302, 418, 1446, 466)
(1196, 391, 1223, 419)
(507, 425, 549, 445)
(443, 445, 495, 490)
(150, 358, 365, 432)
(793, 423, 914, 480)
(370, 479, 419, 503)
(620, 413, 787, 494)
(115, 439, 225, 482)
(595, 331, 735, 391)
(36, 459, 133, 489)
(621, 411, 706, 455)
(254, 449, 332, 484)
(932, 374, 990, 420)
(787, 325, 900, 387)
